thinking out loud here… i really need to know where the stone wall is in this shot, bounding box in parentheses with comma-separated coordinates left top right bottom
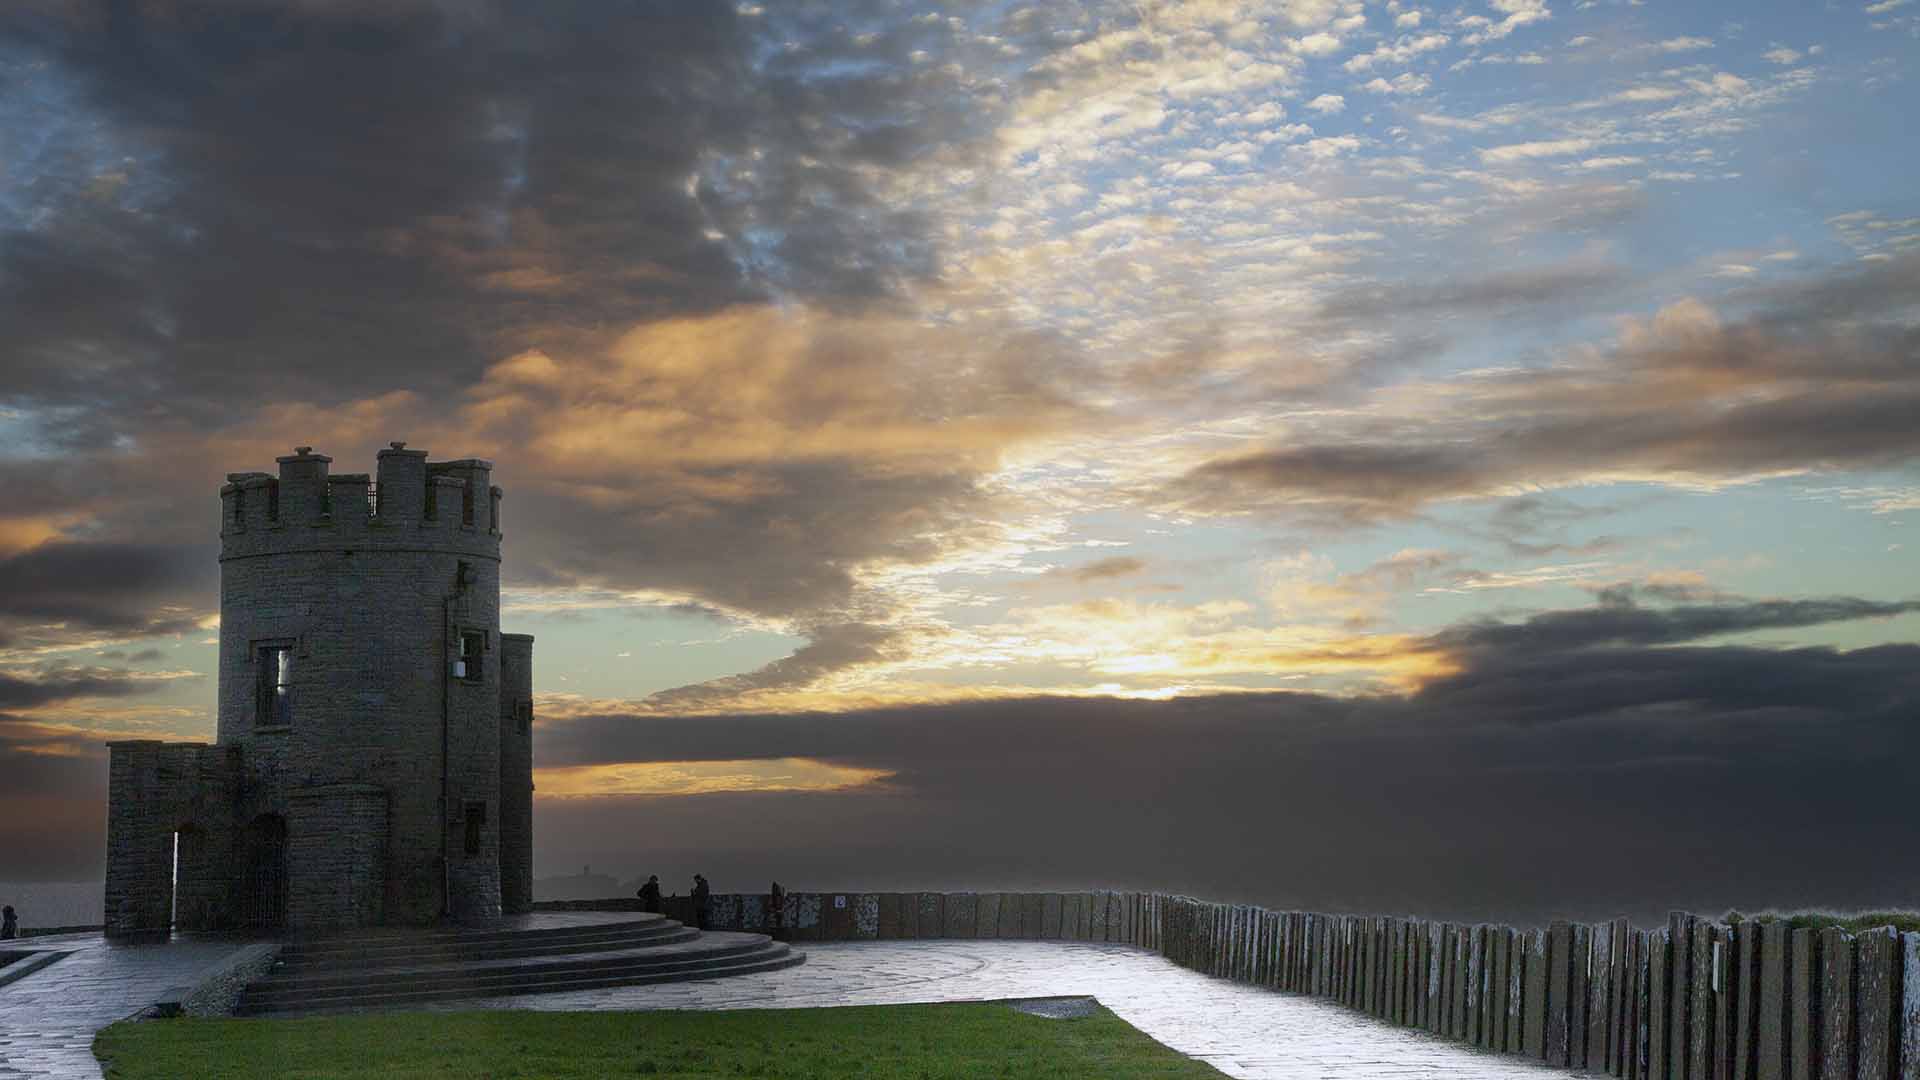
(103, 741, 240, 938)
(286, 784, 387, 930)
(498, 634, 535, 915)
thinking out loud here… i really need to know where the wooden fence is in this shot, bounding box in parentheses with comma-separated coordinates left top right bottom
(1152, 898, 1920, 1080)
(547, 889, 1918, 1079)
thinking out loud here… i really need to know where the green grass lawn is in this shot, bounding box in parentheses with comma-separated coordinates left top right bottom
(94, 1001, 1229, 1079)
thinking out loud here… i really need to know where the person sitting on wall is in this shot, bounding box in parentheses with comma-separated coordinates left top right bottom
(769, 881, 785, 942)
(691, 874, 711, 931)
(1, 905, 16, 940)
(636, 875, 662, 915)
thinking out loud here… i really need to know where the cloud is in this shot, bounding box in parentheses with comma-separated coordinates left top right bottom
(1316, 259, 1626, 321)
(1342, 33, 1450, 73)
(1653, 36, 1714, 53)
(1359, 73, 1432, 95)
(0, 666, 174, 709)
(0, 542, 215, 653)
(519, 592, 1920, 921)
(1462, 0, 1550, 46)
(1305, 93, 1346, 114)
(1480, 138, 1599, 163)
(1429, 592, 1920, 656)
(454, 305, 1084, 620)
(1062, 556, 1149, 582)
(1171, 258, 1920, 522)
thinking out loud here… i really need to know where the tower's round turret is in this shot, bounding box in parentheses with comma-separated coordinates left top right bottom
(216, 442, 512, 924)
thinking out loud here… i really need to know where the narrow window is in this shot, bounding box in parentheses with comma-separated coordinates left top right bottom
(464, 801, 486, 856)
(232, 488, 246, 527)
(517, 700, 532, 735)
(461, 479, 475, 526)
(266, 480, 280, 521)
(460, 631, 485, 682)
(367, 481, 380, 518)
(256, 645, 292, 726)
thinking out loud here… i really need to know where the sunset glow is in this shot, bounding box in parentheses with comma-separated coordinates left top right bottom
(2, 0, 1914, 916)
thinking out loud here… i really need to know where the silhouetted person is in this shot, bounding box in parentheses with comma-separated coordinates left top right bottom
(1, 905, 16, 939)
(691, 874, 710, 931)
(636, 875, 662, 915)
(769, 881, 785, 942)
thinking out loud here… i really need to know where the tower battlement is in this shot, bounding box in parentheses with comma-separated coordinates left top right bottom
(220, 442, 504, 563)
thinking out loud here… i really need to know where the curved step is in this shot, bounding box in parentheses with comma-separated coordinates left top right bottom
(281, 915, 673, 962)
(236, 940, 804, 1015)
(250, 934, 773, 996)
(277, 922, 697, 972)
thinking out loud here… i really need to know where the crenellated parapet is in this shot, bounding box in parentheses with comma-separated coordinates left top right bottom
(220, 442, 503, 564)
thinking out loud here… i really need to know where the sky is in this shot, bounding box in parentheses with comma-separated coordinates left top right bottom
(1, 0, 1916, 925)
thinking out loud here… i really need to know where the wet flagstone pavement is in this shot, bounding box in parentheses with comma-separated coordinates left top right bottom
(0, 931, 247, 1079)
(432, 939, 1575, 1078)
(3, 934, 1580, 1078)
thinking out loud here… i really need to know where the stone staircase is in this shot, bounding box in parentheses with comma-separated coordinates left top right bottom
(235, 913, 802, 1015)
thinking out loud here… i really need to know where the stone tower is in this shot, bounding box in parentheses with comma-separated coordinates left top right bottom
(103, 443, 535, 937)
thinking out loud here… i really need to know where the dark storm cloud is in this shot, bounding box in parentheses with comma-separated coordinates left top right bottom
(0, 716, 107, 880)
(1, 1, 746, 428)
(0, 541, 213, 645)
(0, 1, 1063, 636)
(1430, 594, 1920, 656)
(524, 593, 1920, 923)
(0, 666, 164, 708)
(0, 0, 1012, 427)
(535, 641, 1920, 924)
(1175, 255, 1920, 522)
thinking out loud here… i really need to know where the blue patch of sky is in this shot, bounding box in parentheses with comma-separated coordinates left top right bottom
(0, 44, 169, 233)
(504, 604, 806, 700)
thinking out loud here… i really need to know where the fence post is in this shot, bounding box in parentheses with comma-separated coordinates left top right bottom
(1466, 925, 1485, 1045)
(1512, 926, 1530, 1056)
(1450, 925, 1469, 1039)
(1736, 922, 1759, 1079)
(1634, 930, 1654, 1080)
(1548, 920, 1574, 1066)
(1711, 923, 1735, 1080)
(1898, 931, 1919, 1080)
(1572, 923, 1593, 1068)
(1650, 928, 1671, 1078)
(1761, 921, 1790, 1080)
(1789, 928, 1815, 1080)
(1619, 928, 1636, 1077)
(1691, 917, 1714, 1080)
(1859, 926, 1900, 1080)
(1670, 913, 1692, 1080)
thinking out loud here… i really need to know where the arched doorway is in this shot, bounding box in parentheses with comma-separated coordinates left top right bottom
(237, 814, 288, 931)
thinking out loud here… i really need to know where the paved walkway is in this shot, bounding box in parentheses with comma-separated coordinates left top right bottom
(429, 940, 1575, 1079)
(0, 932, 250, 1079)
(2, 935, 1579, 1079)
